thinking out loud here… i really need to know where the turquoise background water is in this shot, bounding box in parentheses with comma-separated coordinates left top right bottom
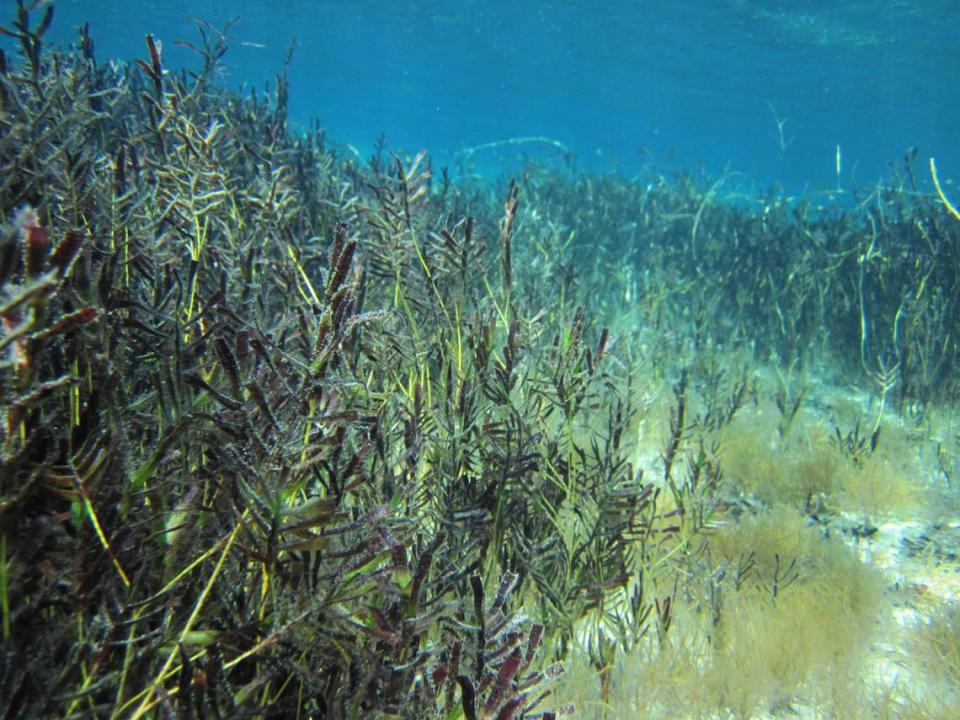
(11, 0, 960, 195)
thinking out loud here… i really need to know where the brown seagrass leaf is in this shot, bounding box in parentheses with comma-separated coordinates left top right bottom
(499, 180, 519, 293)
(443, 639, 463, 711)
(490, 571, 517, 615)
(134, 58, 157, 82)
(326, 239, 356, 299)
(457, 675, 477, 720)
(49, 230, 84, 276)
(523, 624, 544, 670)
(329, 222, 347, 270)
(244, 381, 280, 432)
(469, 574, 486, 679)
(0, 272, 59, 318)
(482, 653, 522, 717)
(36, 5, 54, 38)
(409, 531, 444, 612)
(215, 337, 242, 396)
(10, 375, 73, 411)
(29, 306, 100, 342)
(183, 373, 243, 411)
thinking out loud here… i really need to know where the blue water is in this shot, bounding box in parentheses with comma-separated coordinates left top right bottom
(13, 0, 960, 195)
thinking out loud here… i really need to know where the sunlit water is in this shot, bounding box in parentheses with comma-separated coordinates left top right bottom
(13, 0, 960, 195)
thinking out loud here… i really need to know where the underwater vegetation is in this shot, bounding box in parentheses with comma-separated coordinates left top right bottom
(2, 2, 960, 718)
(557, 506, 886, 719)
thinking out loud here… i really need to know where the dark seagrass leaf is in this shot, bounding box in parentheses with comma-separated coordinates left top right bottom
(456, 676, 477, 720)
(482, 653, 521, 717)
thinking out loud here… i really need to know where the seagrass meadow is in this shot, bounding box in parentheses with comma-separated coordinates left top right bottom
(3, 4, 960, 719)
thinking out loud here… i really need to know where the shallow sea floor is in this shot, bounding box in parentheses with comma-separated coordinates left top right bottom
(552, 372, 960, 719)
